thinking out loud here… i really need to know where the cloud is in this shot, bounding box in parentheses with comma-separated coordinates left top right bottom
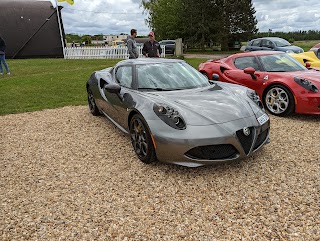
(44, 0, 320, 35)
(49, 0, 149, 35)
(253, 0, 320, 32)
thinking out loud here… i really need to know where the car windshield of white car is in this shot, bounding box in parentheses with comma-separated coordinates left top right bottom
(136, 62, 210, 91)
(259, 54, 307, 72)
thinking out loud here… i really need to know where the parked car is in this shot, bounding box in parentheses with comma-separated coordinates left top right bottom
(199, 51, 320, 116)
(159, 40, 175, 54)
(244, 37, 304, 54)
(290, 51, 320, 68)
(310, 43, 320, 58)
(86, 58, 270, 167)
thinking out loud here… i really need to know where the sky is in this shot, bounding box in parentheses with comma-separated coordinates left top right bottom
(47, 0, 320, 35)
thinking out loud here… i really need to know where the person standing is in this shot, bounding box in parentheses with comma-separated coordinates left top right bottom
(127, 29, 139, 59)
(0, 35, 10, 75)
(142, 32, 162, 58)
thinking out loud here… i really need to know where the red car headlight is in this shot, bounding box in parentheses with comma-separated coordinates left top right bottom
(294, 77, 319, 93)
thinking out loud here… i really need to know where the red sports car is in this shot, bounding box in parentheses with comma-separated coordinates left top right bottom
(310, 43, 320, 58)
(199, 51, 320, 116)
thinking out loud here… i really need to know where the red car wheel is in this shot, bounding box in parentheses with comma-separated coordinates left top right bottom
(263, 85, 295, 116)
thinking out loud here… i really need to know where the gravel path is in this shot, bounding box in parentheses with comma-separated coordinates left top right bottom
(1, 106, 319, 240)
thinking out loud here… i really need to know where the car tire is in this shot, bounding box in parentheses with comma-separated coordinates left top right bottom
(129, 114, 157, 164)
(263, 85, 295, 116)
(87, 88, 101, 116)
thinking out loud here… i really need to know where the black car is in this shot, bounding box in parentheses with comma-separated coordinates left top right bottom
(159, 40, 175, 55)
(245, 37, 304, 54)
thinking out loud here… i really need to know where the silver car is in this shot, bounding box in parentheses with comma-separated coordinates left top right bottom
(86, 59, 270, 167)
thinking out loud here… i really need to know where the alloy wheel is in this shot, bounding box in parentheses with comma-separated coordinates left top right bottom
(265, 87, 289, 114)
(130, 118, 148, 158)
(88, 90, 96, 112)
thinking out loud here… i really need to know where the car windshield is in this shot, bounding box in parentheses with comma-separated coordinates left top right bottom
(136, 62, 210, 91)
(273, 38, 291, 47)
(259, 54, 307, 72)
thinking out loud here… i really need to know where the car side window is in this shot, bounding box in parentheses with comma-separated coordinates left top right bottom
(251, 40, 261, 46)
(115, 66, 133, 88)
(234, 57, 261, 71)
(261, 39, 273, 48)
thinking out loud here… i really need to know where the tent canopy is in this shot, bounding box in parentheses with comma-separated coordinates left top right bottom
(0, 0, 65, 58)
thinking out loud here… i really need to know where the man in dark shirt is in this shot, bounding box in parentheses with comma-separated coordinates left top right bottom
(142, 32, 162, 58)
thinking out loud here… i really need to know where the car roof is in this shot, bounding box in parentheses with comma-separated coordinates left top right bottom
(229, 51, 285, 58)
(160, 40, 175, 42)
(251, 37, 286, 41)
(117, 58, 184, 66)
(312, 43, 320, 48)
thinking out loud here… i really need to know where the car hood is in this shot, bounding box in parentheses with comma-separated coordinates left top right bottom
(143, 84, 257, 125)
(290, 70, 320, 86)
(277, 45, 303, 53)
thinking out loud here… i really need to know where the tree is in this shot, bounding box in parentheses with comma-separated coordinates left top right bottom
(141, 0, 258, 50)
(141, 0, 184, 40)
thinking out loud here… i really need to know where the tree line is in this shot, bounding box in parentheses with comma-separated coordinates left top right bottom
(254, 30, 320, 42)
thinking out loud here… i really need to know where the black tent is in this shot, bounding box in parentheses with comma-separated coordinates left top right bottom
(0, 0, 65, 58)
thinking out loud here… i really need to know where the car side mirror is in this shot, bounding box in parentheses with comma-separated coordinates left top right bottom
(104, 83, 121, 94)
(244, 67, 257, 80)
(244, 67, 255, 75)
(212, 74, 219, 81)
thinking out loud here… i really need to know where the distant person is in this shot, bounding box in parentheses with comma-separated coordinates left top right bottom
(127, 29, 139, 59)
(0, 35, 10, 75)
(71, 41, 76, 47)
(142, 32, 162, 58)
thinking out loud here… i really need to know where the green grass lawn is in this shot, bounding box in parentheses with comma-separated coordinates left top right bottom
(0, 58, 209, 115)
(293, 40, 319, 51)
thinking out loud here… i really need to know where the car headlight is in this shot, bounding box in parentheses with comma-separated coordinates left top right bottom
(294, 77, 319, 93)
(286, 50, 294, 53)
(153, 104, 186, 130)
(247, 90, 264, 109)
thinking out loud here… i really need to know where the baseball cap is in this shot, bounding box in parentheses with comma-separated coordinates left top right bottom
(148, 32, 155, 37)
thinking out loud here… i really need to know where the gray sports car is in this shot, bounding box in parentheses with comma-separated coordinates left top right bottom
(86, 58, 270, 167)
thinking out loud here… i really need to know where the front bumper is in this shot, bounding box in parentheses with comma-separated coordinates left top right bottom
(295, 94, 320, 114)
(148, 116, 270, 167)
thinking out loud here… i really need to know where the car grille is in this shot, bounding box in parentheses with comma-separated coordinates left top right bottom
(253, 128, 269, 150)
(185, 144, 238, 160)
(236, 127, 254, 155)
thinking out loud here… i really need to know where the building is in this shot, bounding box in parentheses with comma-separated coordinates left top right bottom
(0, 0, 65, 58)
(91, 40, 105, 45)
(103, 34, 128, 46)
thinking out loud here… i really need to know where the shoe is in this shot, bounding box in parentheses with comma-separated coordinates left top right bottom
(0, 73, 3, 75)
(7, 72, 10, 75)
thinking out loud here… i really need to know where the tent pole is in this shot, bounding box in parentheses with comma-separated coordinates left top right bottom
(12, 11, 56, 58)
(55, 0, 65, 59)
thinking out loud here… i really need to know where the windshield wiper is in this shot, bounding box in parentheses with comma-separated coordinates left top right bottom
(138, 87, 184, 91)
(267, 70, 288, 72)
(138, 87, 165, 91)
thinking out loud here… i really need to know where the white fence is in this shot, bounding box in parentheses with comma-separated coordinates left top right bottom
(64, 46, 166, 59)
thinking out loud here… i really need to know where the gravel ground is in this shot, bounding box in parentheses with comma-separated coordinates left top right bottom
(1, 106, 319, 240)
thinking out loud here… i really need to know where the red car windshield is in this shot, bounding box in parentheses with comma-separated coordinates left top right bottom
(258, 54, 307, 72)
